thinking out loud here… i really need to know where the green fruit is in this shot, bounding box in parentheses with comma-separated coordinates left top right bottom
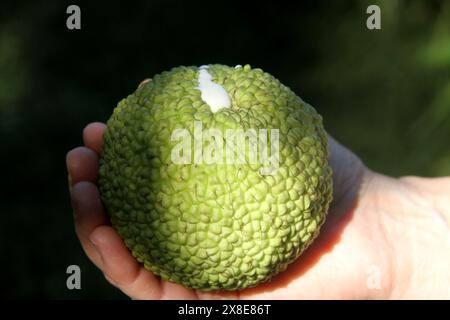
(99, 64, 333, 291)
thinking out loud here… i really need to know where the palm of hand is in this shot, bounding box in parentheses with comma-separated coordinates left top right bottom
(67, 123, 399, 299)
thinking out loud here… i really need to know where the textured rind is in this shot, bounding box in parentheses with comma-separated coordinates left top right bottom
(99, 64, 333, 291)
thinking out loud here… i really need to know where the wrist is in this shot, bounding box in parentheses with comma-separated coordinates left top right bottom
(380, 176, 450, 299)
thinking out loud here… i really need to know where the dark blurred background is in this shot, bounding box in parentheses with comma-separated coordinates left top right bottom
(0, 0, 448, 299)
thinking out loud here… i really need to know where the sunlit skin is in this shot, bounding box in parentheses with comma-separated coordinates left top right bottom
(67, 121, 450, 299)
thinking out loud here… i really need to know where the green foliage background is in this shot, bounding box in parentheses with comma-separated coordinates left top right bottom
(0, 0, 448, 298)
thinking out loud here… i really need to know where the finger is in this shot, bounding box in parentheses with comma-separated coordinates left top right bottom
(83, 122, 107, 155)
(159, 281, 199, 300)
(66, 147, 99, 186)
(89, 225, 166, 300)
(90, 225, 200, 300)
(70, 181, 108, 269)
(89, 225, 140, 285)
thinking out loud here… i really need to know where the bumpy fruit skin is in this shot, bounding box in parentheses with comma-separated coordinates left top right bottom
(99, 64, 333, 291)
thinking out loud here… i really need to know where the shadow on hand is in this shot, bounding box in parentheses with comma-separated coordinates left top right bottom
(239, 164, 364, 296)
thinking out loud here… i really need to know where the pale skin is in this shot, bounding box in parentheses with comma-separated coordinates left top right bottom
(67, 122, 450, 300)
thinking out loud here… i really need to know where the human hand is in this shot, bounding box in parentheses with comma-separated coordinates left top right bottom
(67, 123, 450, 299)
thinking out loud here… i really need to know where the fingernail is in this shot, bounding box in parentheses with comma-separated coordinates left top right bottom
(90, 235, 105, 265)
(89, 232, 97, 246)
(138, 78, 151, 89)
(104, 274, 118, 287)
(89, 235, 100, 254)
